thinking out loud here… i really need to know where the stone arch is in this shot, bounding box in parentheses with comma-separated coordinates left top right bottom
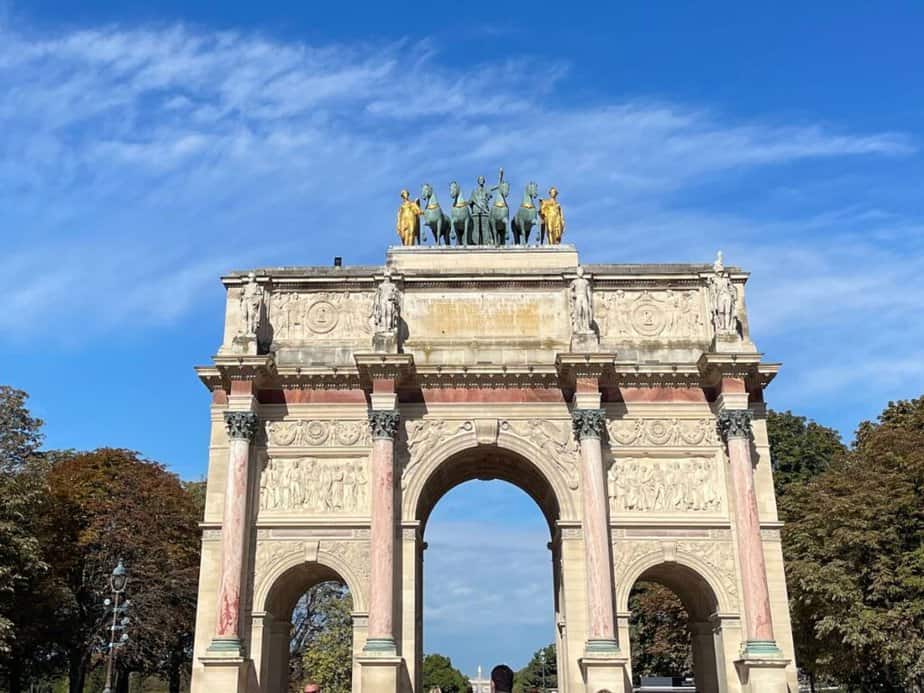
(254, 542, 368, 616)
(400, 418, 579, 527)
(616, 548, 735, 618)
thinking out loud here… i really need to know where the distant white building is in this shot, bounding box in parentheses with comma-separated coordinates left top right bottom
(470, 666, 491, 693)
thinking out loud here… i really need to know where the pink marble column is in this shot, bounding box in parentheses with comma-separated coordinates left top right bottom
(719, 409, 780, 656)
(572, 409, 619, 653)
(364, 410, 400, 653)
(210, 410, 258, 652)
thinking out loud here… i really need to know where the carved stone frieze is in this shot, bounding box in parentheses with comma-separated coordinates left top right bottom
(608, 458, 724, 513)
(259, 458, 369, 514)
(501, 419, 580, 490)
(401, 419, 474, 488)
(596, 289, 708, 341)
(269, 291, 374, 341)
(265, 420, 372, 448)
(606, 418, 720, 447)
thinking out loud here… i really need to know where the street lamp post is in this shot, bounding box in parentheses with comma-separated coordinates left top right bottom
(539, 649, 546, 693)
(102, 559, 130, 693)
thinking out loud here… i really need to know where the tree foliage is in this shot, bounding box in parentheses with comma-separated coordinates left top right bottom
(767, 409, 846, 504)
(513, 643, 557, 692)
(628, 583, 691, 681)
(422, 653, 469, 693)
(781, 397, 924, 691)
(298, 583, 354, 693)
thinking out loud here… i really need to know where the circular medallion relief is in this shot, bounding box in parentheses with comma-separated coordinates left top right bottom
(646, 419, 673, 445)
(306, 300, 339, 333)
(335, 422, 362, 446)
(630, 301, 666, 337)
(303, 420, 330, 446)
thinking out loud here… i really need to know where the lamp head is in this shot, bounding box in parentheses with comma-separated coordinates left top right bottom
(110, 559, 127, 593)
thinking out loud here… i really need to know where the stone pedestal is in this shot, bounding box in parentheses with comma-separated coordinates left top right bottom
(735, 656, 791, 693)
(198, 655, 249, 691)
(579, 654, 630, 693)
(358, 654, 404, 692)
(373, 330, 399, 354)
(570, 331, 599, 352)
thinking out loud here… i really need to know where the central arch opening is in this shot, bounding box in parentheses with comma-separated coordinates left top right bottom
(415, 446, 564, 691)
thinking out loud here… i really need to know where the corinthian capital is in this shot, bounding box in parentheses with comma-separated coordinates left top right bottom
(717, 409, 752, 442)
(224, 411, 259, 441)
(572, 409, 606, 440)
(368, 410, 400, 440)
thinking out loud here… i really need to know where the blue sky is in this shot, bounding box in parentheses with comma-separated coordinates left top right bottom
(3, 0, 924, 676)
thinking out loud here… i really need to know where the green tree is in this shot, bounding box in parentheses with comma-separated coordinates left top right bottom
(628, 583, 691, 682)
(782, 397, 924, 692)
(421, 653, 469, 693)
(767, 409, 846, 504)
(299, 583, 354, 693)
(0, 386, 58, 693)
(42, 448, 201, 693)
(514, 643, 557, 692)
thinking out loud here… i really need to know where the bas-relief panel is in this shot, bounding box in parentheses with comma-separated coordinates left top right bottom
(402, 291, 569, 340)
(268, 291, 374, 341)
(259, 458, 369, 515)
(595, 289, 709, 342)
(607, 457, 724, 514)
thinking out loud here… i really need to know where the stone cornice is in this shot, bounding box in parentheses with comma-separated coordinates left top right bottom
(354, 353, 415, 383)
(698, 353, 780, 390)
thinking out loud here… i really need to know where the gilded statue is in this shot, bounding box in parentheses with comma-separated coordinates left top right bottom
(395, 189, 422, 246)
(539, 186, 565, 245)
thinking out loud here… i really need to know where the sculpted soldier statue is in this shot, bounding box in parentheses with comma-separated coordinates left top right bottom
(396, 189, 422, 246)
(708, 251, 738, 333)
(539, 186, 565, 244)
(570, 266, 593, 334)
(240, 271, 264, 336)
(468, 175, 493, 245)
(371, 269, 400, 333)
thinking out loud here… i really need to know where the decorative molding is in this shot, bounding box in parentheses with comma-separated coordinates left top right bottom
(501, 419, 580, 490)
(224, 411, 258, 440)
(608, 458, 724, 513)
(718, 410, 752, 442)
(571, 409, 606, 440)
(265, 420, 372, 448)
(368, 411, 400, 440)
(259, 458, 368, 514)
(607, 417, 720, 448)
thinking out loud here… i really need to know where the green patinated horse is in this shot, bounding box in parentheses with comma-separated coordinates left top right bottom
(486, 180, 510, 246)
(511, 181, 539, 245)
(420, 183, 452, 245)
(449, 181, 472, 245)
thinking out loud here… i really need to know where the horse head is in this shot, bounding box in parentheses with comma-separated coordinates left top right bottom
(527, 181, 538, 199)
(421, 183, 433, 202)
(500, 181, 510, 198)
(449, 181, 460, 199)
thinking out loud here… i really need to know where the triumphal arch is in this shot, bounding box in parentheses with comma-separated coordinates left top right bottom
(190, 241, 798, 692)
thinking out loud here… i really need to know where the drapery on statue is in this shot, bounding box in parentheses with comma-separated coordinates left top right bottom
(708, 251, 738, 334)
(570, 266, 593, 334)
(539, 186, 565, 244)
(396, 189, 423, 246)
(371, 269, 400, 333)
(239, 271, 264, 336)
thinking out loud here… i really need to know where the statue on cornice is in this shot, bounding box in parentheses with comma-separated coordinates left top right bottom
(708, 251, 738, 334)
(240, 271, 264, 336)
(396, 189, 422, 246)
(570, 266, 594, 334)
(371, 270, 400, 333)
(539, 186, 565, 245)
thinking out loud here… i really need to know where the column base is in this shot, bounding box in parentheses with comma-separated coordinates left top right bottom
(206, 636, 244, 656)
(357, 653, 403, 693)
(741, 639, 783, 658)
(579, 652, 630, 693)
(362, 636, 397, 654)
(584, 638, 620, 655)
(734, 652, 791, 693)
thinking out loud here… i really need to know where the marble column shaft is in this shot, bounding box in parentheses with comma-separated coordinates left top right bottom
(365, 410, 400, 651)
(572, 409, 618, 649)
(720, 409, 775, 644)
(215, 410, 258, 641)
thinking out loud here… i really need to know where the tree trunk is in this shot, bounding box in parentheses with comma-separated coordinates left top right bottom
(808, 671, 815, 693)
(115, 668, 130, 693)
(168, 660, 182, 693)
(68, 650, 87, 693)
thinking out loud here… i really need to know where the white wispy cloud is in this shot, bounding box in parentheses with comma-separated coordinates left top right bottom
(0, 19, 921, 432)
